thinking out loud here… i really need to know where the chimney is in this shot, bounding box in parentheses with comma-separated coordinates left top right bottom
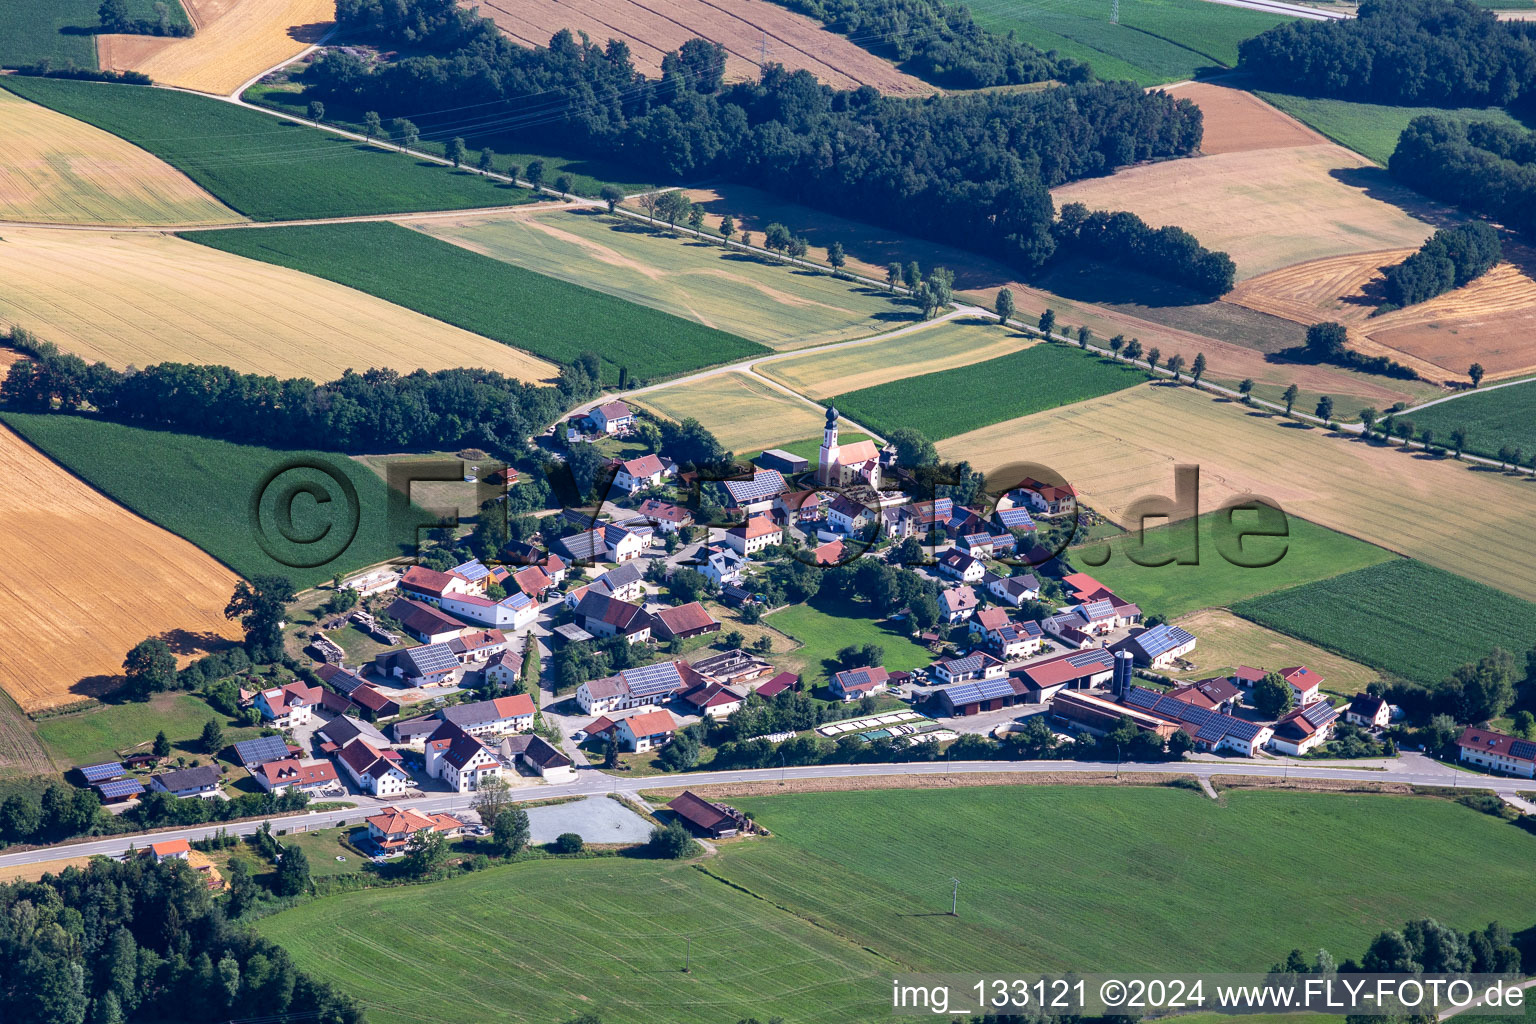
(1113, 650, 1134, 698)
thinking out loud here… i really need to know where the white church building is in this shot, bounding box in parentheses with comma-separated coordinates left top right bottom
(817, 407, 882, 489)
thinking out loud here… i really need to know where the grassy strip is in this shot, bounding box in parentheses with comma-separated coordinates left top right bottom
(0, 411, 424, 589)
(1231, 559, 1536, 685)
(182, 222, 770, 383)
(830, 343, 1145, 441)
(0, 77, 528, 220)
(0, 0, 188, 70)
(1256, 90, 1531, 165)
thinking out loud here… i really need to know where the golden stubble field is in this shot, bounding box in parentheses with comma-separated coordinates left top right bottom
(0, 89, 236, 227)
(99, 0, 333, 95)
(938, 384, 1536, 602)
(1168, 608, 1379, 696)
(472, 0, 928, 95)
(0, 228, 558, 382)
(0, 424, 245, 712)
(631, 372, 828, 452)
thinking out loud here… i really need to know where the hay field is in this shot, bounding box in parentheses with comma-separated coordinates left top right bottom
(0, 228, 557, 382)
(0, 423, 243, 712)
(474, 0, 927, 95)
(937, 385, 1536, 603)
(758, 317, 1035, 399)
(1167, 609, 1378, 696)
(1174, 82, 1325, 155)
(413, 209, 910, 351)
(632, 373, 829, 452)
(1051, 145, 1434, 280)
(0, 88, 234, 226)
(100, 0, 332, 95)
(1232, 256, 1536, 382)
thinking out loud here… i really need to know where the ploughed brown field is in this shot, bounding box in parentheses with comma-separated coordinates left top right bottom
(0, 424, 244, 712)
(471, 0, 929, 95)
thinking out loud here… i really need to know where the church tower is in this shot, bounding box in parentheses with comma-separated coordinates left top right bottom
(817, 405, 840, 486)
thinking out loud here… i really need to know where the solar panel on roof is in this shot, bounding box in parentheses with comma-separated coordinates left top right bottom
(1066, 649, 1114, 669)
(1301, 701, 1339, 727)
(943, 677, 1017, 705)
(234, 735, 291, 766)
(1136, 624, 1196, 659)
(95, 778, 146, 800)
(452, 559, 491, 582)
(995, 507, 1035, 528)
(1124, 688, 1160, 711)
(406, 642, 459, 675)
(1512, 740, 1536, 761)
(723, 469, 786, 503)
(624, 662, 684, 698)
(78, 762, 125, 784)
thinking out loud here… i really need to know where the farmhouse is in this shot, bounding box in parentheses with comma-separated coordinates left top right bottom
(1052, 690, 1179, 741)
(723, 469, 788, 515)
(934, 676, 1031, 717)
(986, 572, 1041, 607)
(1278, 666, 1325, 706)
(315, 714, 390, 751)
(635, 498, 693, 533)
(1017, 648, 1117, 703)
(567, 562, 646, 605)
(603, 522, 650, 562)
(1113, 624, 1198, 669)
(591, 401, 634, 434)
(423, 721, 504, 792)
(365, 806, 463, 854)
(774, 489, 823, 525)
(891, 498, 952, 539)
(501, 734, 576, 782)
(652, 602, 720, 641)
(554, 529, 608, 565)
(149, 765, 220, 799)
(335, 738, 410, 797)
(449, 629, 510, 665)
(385, 598, 468, 644)
(817, 408, 881, 489)
(1007, 478, 1076, 517)
(1346, 693, 1391, 729)
(576, 660, 703, 714)
(380, 642, 460, 686)
(1456, 726, 1536, 778)
(937, 549, 984, 584)
(254, 759, 342, 796)
(678, 679, 747, 718)
(510, 565, 554, 600)
(439, 694, 537, 737)
(612, 453, 673, 494)
(830, 665, 889, 701)
(1123, 686, 1273, 757)
(939, 586, 979, 623)
(668, 791, 757, 838)
(930, 651, 1005, 685)
(616, 709, 678, 752)
(399, 565, 477, 605)
(826, 494, 875, 535)
(575, 592, 654, 643)
(439, 591, 538, 631)
(255, 681, 322, 729)
(1166, 677, 1243, 713)
(725, 515, 783, 555)
(1269, 700, 1340, 756)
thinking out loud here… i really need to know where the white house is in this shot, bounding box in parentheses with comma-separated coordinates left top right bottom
(830, 665, 889, 701)
(1278, 666, 1324, 706)
(985, 572, 1041, 607)
(699, 547, 746, 586)
(398, 565, 478, 605)
(603, 523, 648, 563)
(438, 694, 537, 737)
(1113, 623, 1197, 670)
(930, 651, 1005, 685)
(937, 549, 985, 584)
(938, 586, 979, 623)
(577, 675, 628, 716)
(254, 759, 342, 796)
(724, 515, 782, 556)
(1268, 700, 1339, 756)
(255, 682, 322, 729)
(1457, 726, 1536, 778)
(424, 722, 504, 792)
(826, 495, 874, 535)
(613, 453, 670, 494)
(336, 738, 411, 797)
(615, 709, 678, 752)
(1345, 693, 1391, 729)
(149, 765, 220, 799)
(591, 400, 634, 434)
(502, 734, 577, 782)
(438, 592, 538, 631)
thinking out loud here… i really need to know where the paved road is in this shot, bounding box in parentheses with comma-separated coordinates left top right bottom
(1400, 374, 1536, 414)
(0, 756, 1519, 869)
(1197, 0, 1347, 19)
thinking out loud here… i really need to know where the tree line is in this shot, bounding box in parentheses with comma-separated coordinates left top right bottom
(1238, 0, 1536, 106)
(305, 9, 1204, 271)
(755, 0, 1091, 88)
(1052, 202, 1236, 297)
(1391, 116, 1536, 238)
(1296, 322, 1420, 380)
(0, 856, 362, 1024)
(0, 335, 597, 454)
(1268, 917, 1522, 983)
(1382, 221, 1502, 309)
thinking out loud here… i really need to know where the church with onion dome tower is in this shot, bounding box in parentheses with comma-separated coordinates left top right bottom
(816, 405, 882, 489)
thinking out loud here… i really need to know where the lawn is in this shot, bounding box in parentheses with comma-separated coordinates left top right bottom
(740, 431, 872, 464)
(35, 691, 258, 767)
(0, 412, 427, 590)
(1255, 91, 1532, 166)
(257, 786, 1536, 1024)
(256, 855, 895, 1024)
(183, 222, 769, 383)
(715, 787, 1536, 974)
(1409, 382, 1536, 461)
(0, 0, 188, 69)
(1231, 559, 1536, 685)
(0, 77, 526, 220)
(965, 0, 1288, 86)
(830, 343, 1146, 441)
(414, 209, 914, 352)
(1073, 512, 1399, 619)
(281, 826, 368, 878)
(765, 594, 933, 684)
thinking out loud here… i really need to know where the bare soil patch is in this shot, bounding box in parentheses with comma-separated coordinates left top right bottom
(1171, 81, 1327, 155)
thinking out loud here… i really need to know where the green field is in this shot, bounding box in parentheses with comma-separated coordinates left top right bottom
(1256, 91, 1532, 165)
(0, 0, 188, 69)
(36, 692, 258, 766)
(183, 222, 770, 383)
(1075, 512, 1399, 619)
(964, 0, 1287, 85)
(767, 594, 934, 683)
(830, 343, 1146, 441)
(0, 77, 526, 220)
(413, 209, 916, 351)
(1409, 383, 1536, 462)
(257, 786, 1536, 1024)
(1232, 559, 1536, 685)
(0, 412, 424, 589)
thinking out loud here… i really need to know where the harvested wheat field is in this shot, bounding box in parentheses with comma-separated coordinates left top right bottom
(760, 316, 1036, 400)
(1168, 609, 1378, 696)
(0, 89, 235, 227)
(1170, 82, 1326, 156)
(0, 228, 558, 382)
(1227, 249, 1414, 326)
(938, 384, 1536, 602)
(100, 0, 332, 95)
(0, 424, 244, 711)
(1052, 145, 1434, 279)
(474, 0, 927, 94)
(632, 372, 830, 452)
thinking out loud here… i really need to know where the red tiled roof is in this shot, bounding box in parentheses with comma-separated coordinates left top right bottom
(151, 838, 190, 856)
(400, 565, 465, 597)
(258, 759, 339, 788)
(755, 672, 798, 698)
(490, 693, 537, 719)
(1457, 726, 1536, 763)
(811, 539, 845, 566)
(621, 453, 664, 477)
(731, 515, 782, 540)
(620, 709, 677, 738)
(655, 602, 718, 635)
